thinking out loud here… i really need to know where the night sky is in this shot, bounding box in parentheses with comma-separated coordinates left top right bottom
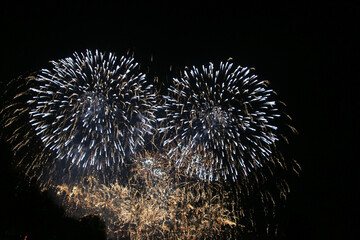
(1, 1, 358, 239)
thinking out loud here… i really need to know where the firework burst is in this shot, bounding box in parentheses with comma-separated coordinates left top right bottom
(1, 50, 156, 184)
(0, 53, 299, 239)
(160, 60, 283, 182)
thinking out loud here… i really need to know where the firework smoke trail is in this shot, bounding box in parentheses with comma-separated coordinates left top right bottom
(160, 60, 285, 182)
(1, 50, 156, 185)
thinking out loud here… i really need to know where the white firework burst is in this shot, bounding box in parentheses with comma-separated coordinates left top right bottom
(160, 60, 281, 181)
(18, 50, 156, 181)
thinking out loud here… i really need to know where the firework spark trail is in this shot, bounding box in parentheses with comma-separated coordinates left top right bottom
(1, 50, 156, 185)
(160, 60, 283, 182)
(56, 151, 238, 239)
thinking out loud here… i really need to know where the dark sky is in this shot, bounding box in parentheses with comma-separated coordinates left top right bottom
(1, 1, 358, 239)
